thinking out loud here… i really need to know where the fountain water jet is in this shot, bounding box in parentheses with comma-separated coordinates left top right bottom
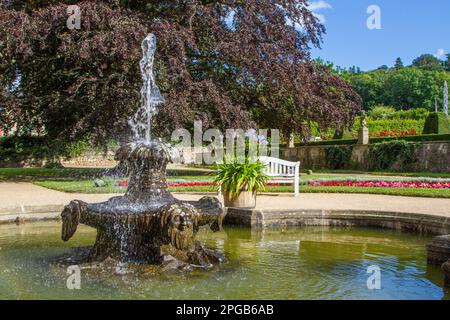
(61, 34, 223, 269)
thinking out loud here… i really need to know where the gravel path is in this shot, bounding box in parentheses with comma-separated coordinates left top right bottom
(0, 182, 449, 218)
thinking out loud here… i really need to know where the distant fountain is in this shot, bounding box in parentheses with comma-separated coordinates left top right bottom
(60, 34, 223, 269)
(444, 80, 448, 117)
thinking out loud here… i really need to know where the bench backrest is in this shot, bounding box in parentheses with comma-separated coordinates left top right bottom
(258, 156, 300, 177)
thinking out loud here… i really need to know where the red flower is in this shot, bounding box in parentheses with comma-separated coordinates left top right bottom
(370, 128, 418, 138)
(309, 180, 450, 189)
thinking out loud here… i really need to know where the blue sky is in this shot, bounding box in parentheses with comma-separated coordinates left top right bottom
(309, 0, 450, 71)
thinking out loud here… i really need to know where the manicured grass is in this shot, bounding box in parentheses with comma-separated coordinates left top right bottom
(34, 180, 127, 193)
(313, 169, 450, 179)
(367, 172, 450, 179)
(5, 166, 450, 198)
(300, 186, 450, 198)
(0, 167, 211, 180)
(32, 174, 341, 194)
(0, 167, 105, 180)
(33, 176, 216, 193)
(32, 179, 450, 198)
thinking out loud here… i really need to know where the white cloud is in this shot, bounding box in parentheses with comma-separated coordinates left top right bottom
(308, 0, 332, 12)
(284, 0, 332, 30)
(308, 0, 332, 24)
(435, 48, 446, 59)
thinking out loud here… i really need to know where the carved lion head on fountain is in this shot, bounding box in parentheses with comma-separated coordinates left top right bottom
(158, 203, 201, 251)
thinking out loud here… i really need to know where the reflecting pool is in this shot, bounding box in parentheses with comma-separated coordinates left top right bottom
(0, 222, 448, 300)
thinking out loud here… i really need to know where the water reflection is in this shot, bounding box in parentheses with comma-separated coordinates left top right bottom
(0, 222, 448, 300)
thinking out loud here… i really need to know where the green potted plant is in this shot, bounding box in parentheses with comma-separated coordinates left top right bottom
(213, 157, 269, 208)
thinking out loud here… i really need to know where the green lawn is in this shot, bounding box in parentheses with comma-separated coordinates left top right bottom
(32, 173, 342, 194)
(300, 186, 450, 198)
(3, 167, 450, 198)
(0, 167, 104, 180)
(33, 180, 450, 198)
(313, 169, 450, 179)
(0, 167, 211, 181)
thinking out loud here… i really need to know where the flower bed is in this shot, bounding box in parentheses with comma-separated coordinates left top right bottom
(370, 128, 418, 138)
(115, 181, 282, 187)
(309, 180, 450, 189)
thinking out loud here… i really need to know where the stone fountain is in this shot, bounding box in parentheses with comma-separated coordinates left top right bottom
(60, 34, 223, 269)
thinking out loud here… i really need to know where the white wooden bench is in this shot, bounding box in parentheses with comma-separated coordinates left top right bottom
(258, 156, 301, 196)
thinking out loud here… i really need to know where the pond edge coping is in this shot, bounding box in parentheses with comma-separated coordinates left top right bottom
(224, 207, 450, 235)
(1, 204, 450, 237)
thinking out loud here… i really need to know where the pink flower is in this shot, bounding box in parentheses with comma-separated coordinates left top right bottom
(308, 180, 450, 189)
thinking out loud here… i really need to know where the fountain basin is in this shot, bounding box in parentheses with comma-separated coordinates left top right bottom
(61, 141, 223, 267)
(0, 222, 448, 300)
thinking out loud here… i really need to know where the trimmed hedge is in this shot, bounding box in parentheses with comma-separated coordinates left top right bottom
(0, 135, 91, 167)
(292, 133, 450, 147)
(332, 129, 354, 140)
(292, 139, 358, 147)
(422, 112, 450, 134)
(370, 133, 450, 143)
(0, 136, 50, 158)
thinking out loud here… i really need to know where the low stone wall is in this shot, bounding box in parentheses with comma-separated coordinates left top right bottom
(224, 208, 450, 235)
(280, 141, 450, 172)
(60, 147, 202, 167)
(0, 205, 63, 224)
(61, 150, 117, 168)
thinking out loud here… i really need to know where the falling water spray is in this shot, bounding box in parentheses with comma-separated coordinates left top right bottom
(129, 34, 164, 143)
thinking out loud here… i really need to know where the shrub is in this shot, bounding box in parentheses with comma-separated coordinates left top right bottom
(395, 108, 429, 120)
(422, 112, 450, 134)
(368, 105, 397, 120)
(368, 106, 429, 121)
(0, 135, 93, 166)
(299, 139, 357, 147)
(297, 133, 450, 147)
(369, 140, 416, 171)
(370, 133, 450, 143)
(61, 139, 91, 159)
(326, 146, 353, 169)
(332, 129, 354, 140)
(0, 136, 50, 164)
(213, 158, 269, 196)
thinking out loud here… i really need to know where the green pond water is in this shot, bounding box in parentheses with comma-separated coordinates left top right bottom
(0, 221, 448, 300)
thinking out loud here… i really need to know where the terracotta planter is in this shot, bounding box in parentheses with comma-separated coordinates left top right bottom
(223, 190, 257, 209)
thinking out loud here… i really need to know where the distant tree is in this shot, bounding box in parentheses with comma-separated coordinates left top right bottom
(383, 67, 424, 109)
(394, 57, 404, 69)
(347, 67, 450, 110)
(345, 70, 388, 109)
(377, 65, 389, 71)
(444, 54, 450, 71)
(348, 66, 361, 74)
(412, 54, 444, 71)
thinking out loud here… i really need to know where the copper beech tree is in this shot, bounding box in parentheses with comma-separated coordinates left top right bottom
(0, 0, 361, 146)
